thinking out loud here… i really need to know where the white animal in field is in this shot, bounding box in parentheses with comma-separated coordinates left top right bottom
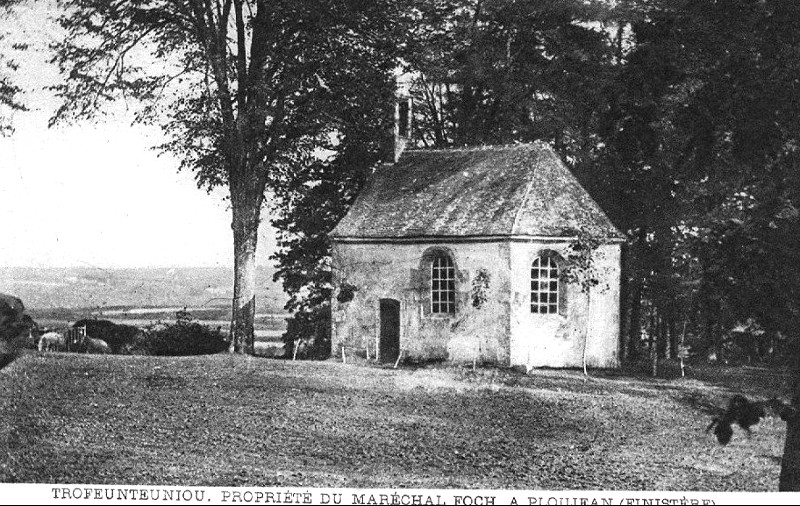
(38, 332, 65, 352)
(86, 337, 110, 354)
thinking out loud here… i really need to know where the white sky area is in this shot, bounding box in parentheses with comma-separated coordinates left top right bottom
(0, 2, 277, 268)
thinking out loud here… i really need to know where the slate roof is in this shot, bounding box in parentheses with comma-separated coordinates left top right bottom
(330, 142, 624, 241)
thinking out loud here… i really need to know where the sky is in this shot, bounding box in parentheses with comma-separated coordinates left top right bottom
(0, 1, 276, 269)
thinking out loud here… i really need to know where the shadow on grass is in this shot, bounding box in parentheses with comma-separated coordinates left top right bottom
(671, 390, 724, 417)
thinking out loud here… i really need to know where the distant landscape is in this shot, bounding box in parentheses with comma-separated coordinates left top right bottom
(0, 266, 290, 348)
(0, 266, 287, 312)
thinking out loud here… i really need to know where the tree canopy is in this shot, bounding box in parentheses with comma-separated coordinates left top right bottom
(51, 0, 405, 352)
(273, 0, 800, 369)
(0, 0, 25, 135)
(268, 0, 800, 487)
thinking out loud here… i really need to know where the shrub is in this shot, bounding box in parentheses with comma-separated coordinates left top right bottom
(132, 320, 229, 356)
(20, 314, 38, 349)
(282, 305, 331, 360)
(336, 282, 358, 304)
(73, 319, 141, 354)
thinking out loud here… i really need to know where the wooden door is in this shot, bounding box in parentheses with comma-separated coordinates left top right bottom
(379, 299, 400, 364)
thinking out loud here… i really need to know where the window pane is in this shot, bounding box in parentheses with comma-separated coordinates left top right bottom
(531, 255, 561, 314)
(431, 254, 456, 314)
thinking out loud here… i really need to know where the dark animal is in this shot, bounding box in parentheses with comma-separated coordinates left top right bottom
(707, 394, 793, 445)
(0, 292, 29, 369)
(73, 319, 139, 354)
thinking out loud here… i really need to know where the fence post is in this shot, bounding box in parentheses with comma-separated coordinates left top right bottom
(394, 349, 405, 369)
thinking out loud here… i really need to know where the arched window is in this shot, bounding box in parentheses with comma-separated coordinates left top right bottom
(531, 256, 559, 314)
(431, 254, 455, 314)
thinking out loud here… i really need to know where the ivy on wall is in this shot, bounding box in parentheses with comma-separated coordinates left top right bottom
(471, 269, 490, 309)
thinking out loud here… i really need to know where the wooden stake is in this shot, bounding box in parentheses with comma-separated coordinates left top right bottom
(292, 340, 300, 361)
(341, 346, 347, 364)
(394, 349, 404, 369)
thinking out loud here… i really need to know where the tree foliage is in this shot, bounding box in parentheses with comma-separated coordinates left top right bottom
(0, 0, 26, 135)
(51, 0, 404, 353)
(269, 92, 394, 355)
(277, 0, 800, 368)
(592, 0, 800, 365)
(585, 0, 800, 488)
(270, 0, 620, 356)
(269, 1, 800, 487)
(405, 0, 614, 160)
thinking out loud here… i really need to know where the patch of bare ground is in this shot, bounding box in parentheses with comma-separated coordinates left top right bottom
(0, 353, 789, 490)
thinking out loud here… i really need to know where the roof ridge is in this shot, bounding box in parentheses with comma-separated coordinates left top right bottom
(404, 141, 548, 154)
(331, 139, 624, 240)
(511, 148, 541, 235)
(542, 148, 625, 239)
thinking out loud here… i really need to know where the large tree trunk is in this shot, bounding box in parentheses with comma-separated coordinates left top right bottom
(229, 193, 262, 355)
(627, 275, 644, 362)
(779, 346, 800, 490)
(619, 245, 631, 363)
(668, 311, 678, 360)
(780, 409, 800, 490)
(649, 310, 658, 377)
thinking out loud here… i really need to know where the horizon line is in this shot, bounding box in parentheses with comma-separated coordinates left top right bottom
(0, 264, 278, 270)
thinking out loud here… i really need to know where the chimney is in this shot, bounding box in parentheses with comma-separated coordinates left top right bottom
(392, 74, 413, 163)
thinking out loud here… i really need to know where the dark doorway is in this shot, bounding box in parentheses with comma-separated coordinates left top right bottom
(379, 299, 401, 364)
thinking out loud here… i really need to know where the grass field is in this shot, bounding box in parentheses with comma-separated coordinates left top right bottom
(0, 353, 792, 490)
